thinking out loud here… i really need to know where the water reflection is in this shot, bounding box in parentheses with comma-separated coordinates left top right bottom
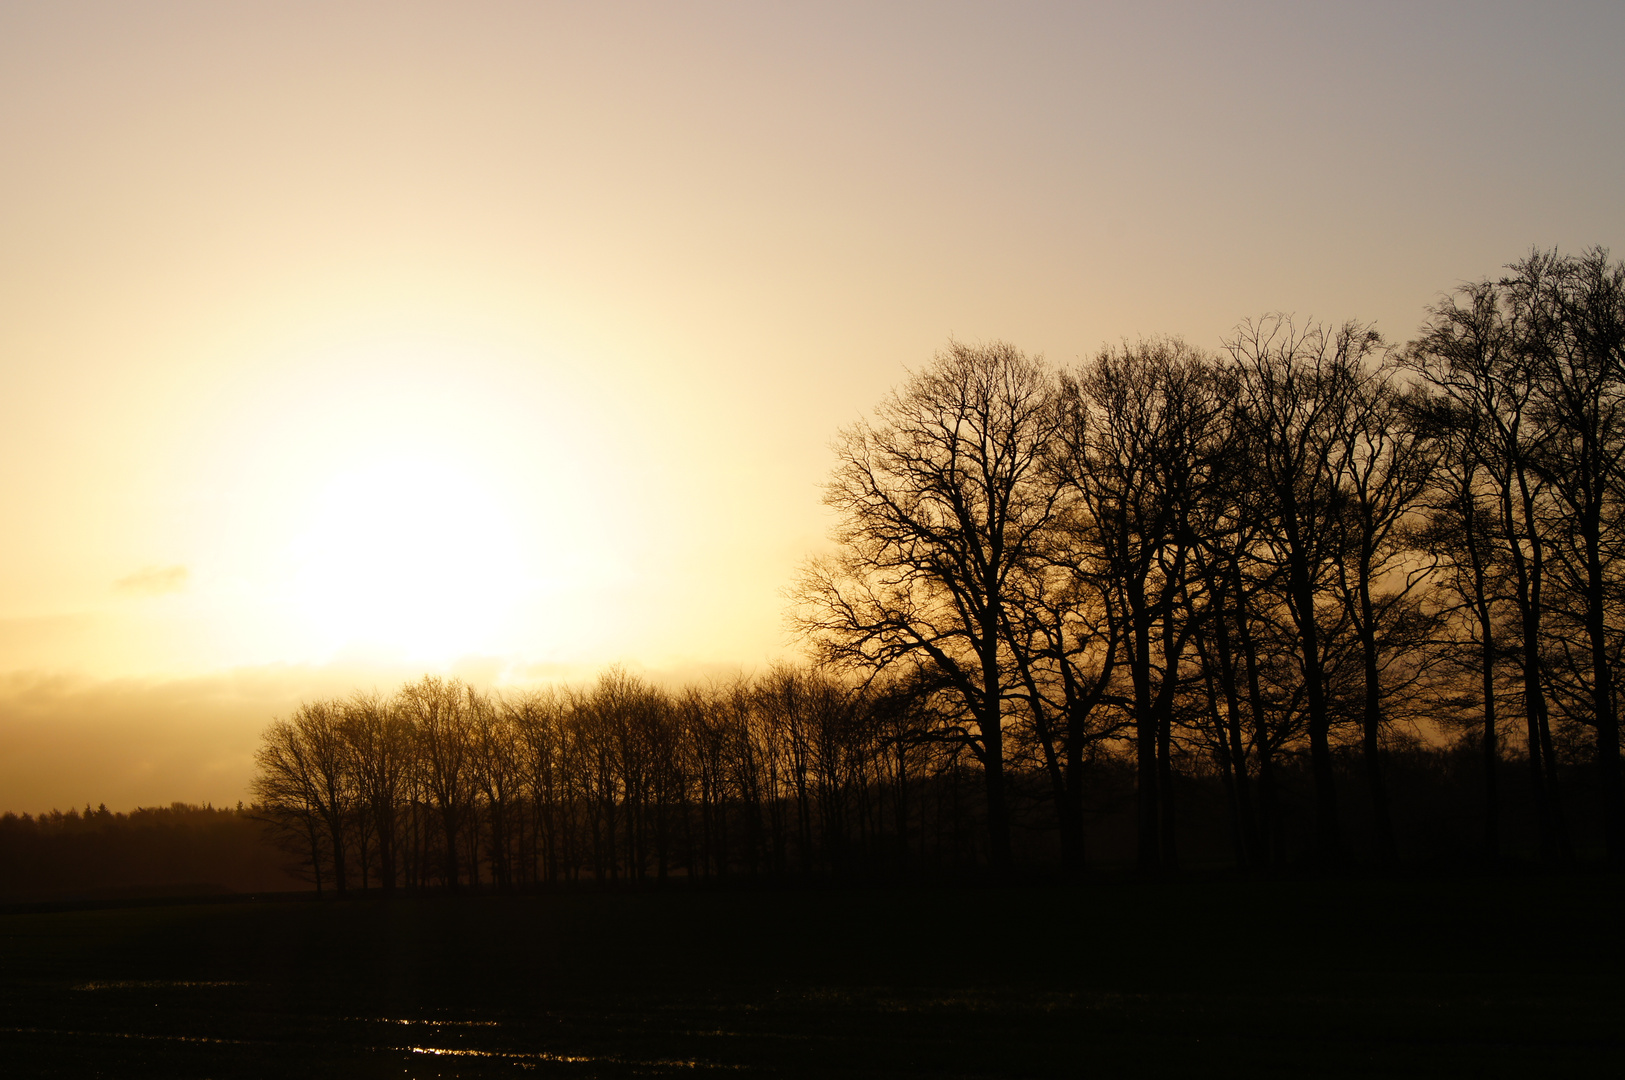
(73, 980, 246, 990)
(406, 1045, 736, 1069)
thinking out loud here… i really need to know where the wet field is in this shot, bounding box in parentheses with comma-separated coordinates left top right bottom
(1, 875, 1620, 1078)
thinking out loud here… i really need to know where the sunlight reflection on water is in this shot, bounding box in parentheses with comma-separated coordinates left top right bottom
(348, 1016, 502, 1027)
(407, 1045, 736, 1069)
(6, 1024, 732, 1069)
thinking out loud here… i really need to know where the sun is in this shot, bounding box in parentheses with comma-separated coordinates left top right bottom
(173, 327, 640, 672)
(288, 454, 527, 663)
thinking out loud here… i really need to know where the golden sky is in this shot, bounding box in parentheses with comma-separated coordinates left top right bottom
(1, 0, 1621, 810)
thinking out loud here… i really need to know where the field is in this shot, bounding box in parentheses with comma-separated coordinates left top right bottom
(0, 874, 1619, 1078)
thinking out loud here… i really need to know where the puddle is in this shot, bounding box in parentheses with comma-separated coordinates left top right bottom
(349, 1017, 502, 1027)
(411, 1046, 596, 1062)
(407, 1045, 740, 1069)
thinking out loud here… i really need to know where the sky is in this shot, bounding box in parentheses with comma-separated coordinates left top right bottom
(1, 0, 1621, 811)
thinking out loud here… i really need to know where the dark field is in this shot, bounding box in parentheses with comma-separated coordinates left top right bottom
(0, 875, 1619, 1078)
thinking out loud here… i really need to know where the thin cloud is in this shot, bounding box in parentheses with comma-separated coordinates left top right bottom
(113, 565, 189, 597)
(0, 655, 776, 814)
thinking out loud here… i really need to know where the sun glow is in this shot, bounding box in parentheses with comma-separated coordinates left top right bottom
(125, 324, 662, 676)
(288, 454, 528, 664)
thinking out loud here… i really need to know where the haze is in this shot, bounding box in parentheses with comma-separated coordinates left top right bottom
(1, 0, 1621, 810)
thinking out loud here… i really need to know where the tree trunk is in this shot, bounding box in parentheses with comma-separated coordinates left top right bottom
(1356, 560, 1397, 865)
(1288, 534, 1342, 863)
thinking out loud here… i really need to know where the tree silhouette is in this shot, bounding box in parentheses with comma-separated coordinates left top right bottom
(1224, 317, 1378, 863)
(230, 247, 1625, 886)
(1054, 338, 1227, 871)
(794, 340, 1062, 871)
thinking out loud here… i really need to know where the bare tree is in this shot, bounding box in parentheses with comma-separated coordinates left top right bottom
(398, 676, 472, 887)
(1225, 317, 1376, 862)
(340, 690, 411, 889)
(998, 527, 1122, 874)
(1186, 467, 1279, 866)
(1329, 355, 1440, 863)
(794, 340, 1062, 871)
(1409, 282, 1571, 861)
(289, 700, 354, 892)
(1412, 375, 1513, 858)
(252, 718, 328, 891)
(469, 688, 522, 888)
(505, 687, 568, 883)
(1055, 338, 1226, 871)
(1515, 248, 1625, 864)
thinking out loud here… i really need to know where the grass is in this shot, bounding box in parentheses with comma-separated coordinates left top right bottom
(0, 873, 1620, 1077)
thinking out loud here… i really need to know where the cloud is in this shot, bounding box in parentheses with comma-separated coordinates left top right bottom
(0, 654, 772, 815)
(113, 565, 189, 596)
(0, 662, 441, 814)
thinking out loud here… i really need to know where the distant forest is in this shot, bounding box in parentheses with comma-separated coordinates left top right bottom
(13, 247, 1625, 896)
(0, 803, 299, 900)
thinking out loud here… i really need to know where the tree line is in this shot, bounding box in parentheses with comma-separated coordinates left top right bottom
(253, 667, 1002, 892)
(794, 246, 1625, 873)
(254, 247, 1625, 886)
